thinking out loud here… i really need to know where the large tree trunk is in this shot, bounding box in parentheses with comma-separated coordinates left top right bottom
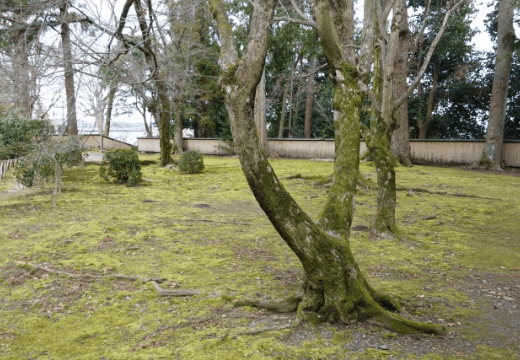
(209, 0, 443, 334)
(60, 2, 78, 135)
(482, 0, 515, 169)
(304, 55, 316, 139)
(391, 6, 412, 166)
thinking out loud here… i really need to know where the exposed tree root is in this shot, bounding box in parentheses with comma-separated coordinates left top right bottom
(231, 296, 302, 312)
(220, 319, 301, 340)
(228, 291, 443, 335)
(150, 281, 202, 296)
(179, 219, 251, 225)
(397, 187, 499, 200)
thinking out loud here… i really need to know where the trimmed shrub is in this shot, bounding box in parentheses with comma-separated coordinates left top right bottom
(179, 151, 204, 174)
(100, 149, 142, 185)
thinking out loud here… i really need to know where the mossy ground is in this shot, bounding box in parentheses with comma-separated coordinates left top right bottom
(1, 155, 519, 359)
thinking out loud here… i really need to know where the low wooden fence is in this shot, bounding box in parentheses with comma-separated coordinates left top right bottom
(51, 135, 132, 151)
(0, 157, 20, 181)
(137, 138, 520, 167)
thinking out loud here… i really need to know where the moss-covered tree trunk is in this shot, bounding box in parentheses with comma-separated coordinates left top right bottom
(209, 0, 442, 334)
(317, 67, 363, 237)
(365, 122, 398, 233)
(313, 0, 363, 237)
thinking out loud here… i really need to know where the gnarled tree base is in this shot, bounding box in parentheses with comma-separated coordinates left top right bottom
(230, 282, 444, 335)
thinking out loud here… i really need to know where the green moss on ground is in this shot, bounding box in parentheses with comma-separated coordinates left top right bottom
(1, 156, 519, 358)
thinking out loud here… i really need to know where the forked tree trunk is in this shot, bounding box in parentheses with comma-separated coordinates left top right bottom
(209, 0, 443, 334)
(482, 0, 515, 169)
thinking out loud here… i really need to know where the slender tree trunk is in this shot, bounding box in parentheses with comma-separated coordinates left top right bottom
(255, 68, 268, 149)
(278, 84, 288, 138)
(104, 85, 117, 137)
(482, 0, 515, 169)
(174, 105, 184, 154)
(290, 74, 303, 136)
(417, 64, 439, 139)
(60, 2, 78, 135)
(304, 55, 316, 139)
(360, 0, 404, 234)
(391, 7, 412, 166)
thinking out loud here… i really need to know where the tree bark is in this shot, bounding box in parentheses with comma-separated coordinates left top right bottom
(482, 0, 515, 169)
(391, 5, 412, 166)
(209, 0, 443, 334)
(60, 2, 78, 135)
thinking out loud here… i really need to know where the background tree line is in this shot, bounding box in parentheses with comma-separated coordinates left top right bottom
(0, 0, 518, 164)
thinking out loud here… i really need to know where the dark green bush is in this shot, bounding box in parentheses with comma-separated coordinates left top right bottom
(179, 151, 204, 174)
(0, 113, 52, 160)
(100, 149, 142, 185)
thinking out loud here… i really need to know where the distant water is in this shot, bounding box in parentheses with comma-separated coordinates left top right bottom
(78, 120, 158, 146)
